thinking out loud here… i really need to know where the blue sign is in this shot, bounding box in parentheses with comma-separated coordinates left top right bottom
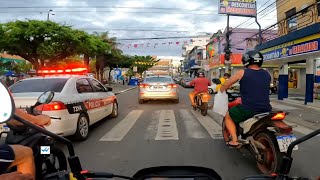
(261, 37, 320, 61)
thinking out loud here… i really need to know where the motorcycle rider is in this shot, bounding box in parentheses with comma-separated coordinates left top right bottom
(0, 82, 51, 180)
(220, 50, 272, 147)
(215, 73, 231, 92)
(189, 72, 211, 107)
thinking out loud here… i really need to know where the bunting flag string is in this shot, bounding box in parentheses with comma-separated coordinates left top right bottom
(119, 38, 214, 49)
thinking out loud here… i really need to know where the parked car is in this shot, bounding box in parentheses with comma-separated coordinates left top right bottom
(138, 76, 179, 104)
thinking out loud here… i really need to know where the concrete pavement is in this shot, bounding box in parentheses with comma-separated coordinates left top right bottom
(71, 86, 320, 180)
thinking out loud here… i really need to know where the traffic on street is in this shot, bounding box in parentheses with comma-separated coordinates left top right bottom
(1, 0, 320, 180)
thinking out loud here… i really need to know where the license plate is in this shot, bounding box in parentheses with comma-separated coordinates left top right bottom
(0, 125, 10, 133)
(277, 135, 298, 152)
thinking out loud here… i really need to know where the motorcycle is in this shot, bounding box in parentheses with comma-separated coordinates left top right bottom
(270, 82, 278, 95)
(193, 92, 210, 116)
(0, 82, 317, 180)
(222, 99, 297, 175)
(0, 91, 67, 180)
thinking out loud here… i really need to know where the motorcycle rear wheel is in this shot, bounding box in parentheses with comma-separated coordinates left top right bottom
(201, 102, 208, 116)
(255, 131, 284, 175)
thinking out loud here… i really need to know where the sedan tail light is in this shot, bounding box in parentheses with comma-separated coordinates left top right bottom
(167, 84, 177, 88)
(139, 84, 150, 88)
(35, 101, 67, 111)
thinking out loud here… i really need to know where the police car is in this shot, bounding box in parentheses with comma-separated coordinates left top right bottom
(7, 67, 118, 141)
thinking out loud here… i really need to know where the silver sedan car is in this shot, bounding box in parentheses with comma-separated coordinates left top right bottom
(138, 76, 179, 104)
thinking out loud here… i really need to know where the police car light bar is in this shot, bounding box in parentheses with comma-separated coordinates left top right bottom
(38, 67, 88, 75)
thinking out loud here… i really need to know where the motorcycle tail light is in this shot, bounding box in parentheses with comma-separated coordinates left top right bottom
(271, 112, 286, 120)
(36, 101, 67, 111)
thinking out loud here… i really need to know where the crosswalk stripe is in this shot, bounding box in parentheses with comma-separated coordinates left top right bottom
(180, 109, 207, 139)
(191, 110, 223, 139)
(99, 110, 143, 141)
(155, 110, 179, 140)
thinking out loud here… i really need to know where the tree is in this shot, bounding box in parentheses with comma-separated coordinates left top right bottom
(0, 20, 89, 69)
(94, 32, 126, 83)
(132, 55, 159, 76)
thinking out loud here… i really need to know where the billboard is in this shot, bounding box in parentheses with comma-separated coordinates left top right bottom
(260, 34, 320, 61)
(218, 0, 257, 17)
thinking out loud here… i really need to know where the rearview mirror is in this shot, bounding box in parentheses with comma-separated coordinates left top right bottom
(37, 91, 55, 104)
(0, 83, 15, 123)
(107, 87, 113, 91)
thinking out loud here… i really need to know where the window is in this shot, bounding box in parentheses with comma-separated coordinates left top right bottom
(145, 77, 173, 83)
(76, 79, 93, 93)
(9, 78, 68, 93)
(89, 79, 106, 92)
(317, 0, 320, 16)
(285, 8, 297, 32)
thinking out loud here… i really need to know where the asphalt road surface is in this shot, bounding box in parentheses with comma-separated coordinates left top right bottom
(71, 86, 320, 180)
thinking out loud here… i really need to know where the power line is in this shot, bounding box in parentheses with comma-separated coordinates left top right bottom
(117, 36, 203, 40)
(0, 5, 215, 12)
(81, 29, 190, 33)
(0, 10, 220, 15)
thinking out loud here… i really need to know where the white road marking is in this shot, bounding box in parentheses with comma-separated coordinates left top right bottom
(180, 109, 207, 139)
(271, 102, 297, 110)
(99, 110, 143, 141)
(144, 110, 160, 140)
(285, 121, 315, 135)
(191, 110, 223, 139)
(155, 110, 179, 140)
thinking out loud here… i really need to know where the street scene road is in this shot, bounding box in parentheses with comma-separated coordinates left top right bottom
(71, 86, 320, 180)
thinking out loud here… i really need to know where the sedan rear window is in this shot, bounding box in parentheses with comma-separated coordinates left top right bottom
(9, 78, 68, 93)
(145, 77, 172, 82)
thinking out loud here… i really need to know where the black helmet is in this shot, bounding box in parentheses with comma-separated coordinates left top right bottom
(223, 73, 231, 78)
(242, 50, 263, 67)
(197, 71, 205, 77)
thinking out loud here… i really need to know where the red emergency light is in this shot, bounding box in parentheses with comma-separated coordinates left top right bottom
(38, 67, 88, 75)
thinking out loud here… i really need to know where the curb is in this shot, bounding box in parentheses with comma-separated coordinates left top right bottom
(114, 86, 137, 95)
(271, 99, 320, 111)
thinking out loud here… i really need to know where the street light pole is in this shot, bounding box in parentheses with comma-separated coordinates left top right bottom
(47, 10, 55, 21)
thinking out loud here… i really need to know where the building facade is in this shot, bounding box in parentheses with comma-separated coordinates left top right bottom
(182, 35, 211, 76)
(257, 0, 320, 103)
(207, 28, 277, 80)
(147, 59, 173, 76)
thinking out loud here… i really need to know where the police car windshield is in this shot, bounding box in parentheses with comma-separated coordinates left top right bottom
(9, 78, 68, 93)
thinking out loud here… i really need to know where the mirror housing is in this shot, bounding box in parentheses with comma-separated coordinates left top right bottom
(105, 87, 112, 92)
(0, 82, 15, 123)
(37, 91, 55, 104)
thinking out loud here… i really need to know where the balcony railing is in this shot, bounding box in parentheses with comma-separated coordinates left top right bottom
(252, 2, 319, 44)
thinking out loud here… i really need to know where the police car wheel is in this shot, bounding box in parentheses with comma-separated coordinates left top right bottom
(74, 114, 89, 141)
(110, 102, 118, 118)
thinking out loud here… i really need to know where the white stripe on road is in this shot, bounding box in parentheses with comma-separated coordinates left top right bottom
(180, 109, 207, 139)
(155, 110, 179, 140)
(191, 110, 223, 139)
(144, 111, 160, 140)
(285, 121, 314, 135)
(270, 102, 297, 110)
(99, 110, 143, 141)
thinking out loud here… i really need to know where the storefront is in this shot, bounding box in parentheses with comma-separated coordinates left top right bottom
(258, 23, 320, 103)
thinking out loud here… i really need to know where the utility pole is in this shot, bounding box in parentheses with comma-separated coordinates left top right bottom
(224, 14, 232, 74)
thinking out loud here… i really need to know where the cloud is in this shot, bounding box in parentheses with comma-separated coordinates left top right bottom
(0, 0, 277, 56)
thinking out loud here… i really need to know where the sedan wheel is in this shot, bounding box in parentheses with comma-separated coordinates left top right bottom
(74, 114, 89, 141)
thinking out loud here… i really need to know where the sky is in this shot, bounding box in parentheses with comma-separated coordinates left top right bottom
(0, 0, 278, 58)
